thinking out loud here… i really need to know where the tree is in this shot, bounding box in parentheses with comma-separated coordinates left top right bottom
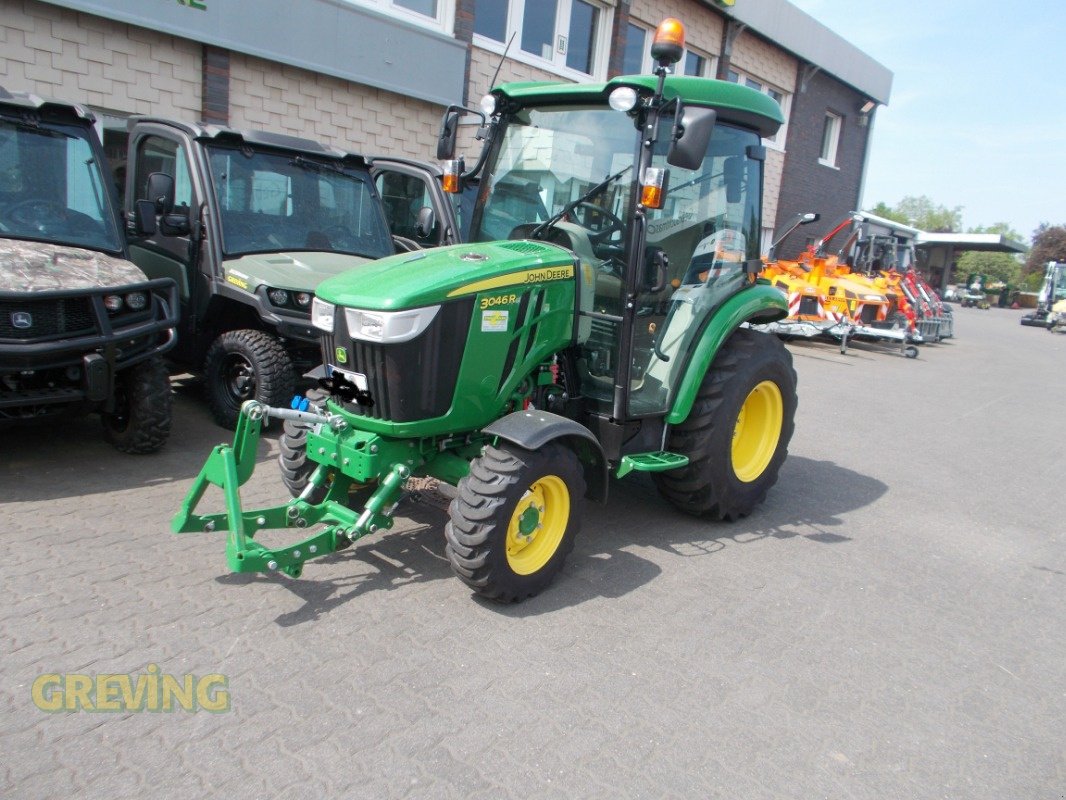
(866, 201, 908, 223)
(894, 196, 963, 232)
(863, 196, 963, 232)
(956, 223, 1026, 286)
(1026, 224, 1066, 274)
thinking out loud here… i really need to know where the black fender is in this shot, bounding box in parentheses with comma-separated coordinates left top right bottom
(482, 410, 609, 503)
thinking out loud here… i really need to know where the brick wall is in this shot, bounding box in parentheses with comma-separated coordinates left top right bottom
(0, 0, 201, 120)
(773, 69, 871, 259)
(228, 53, 442, 159)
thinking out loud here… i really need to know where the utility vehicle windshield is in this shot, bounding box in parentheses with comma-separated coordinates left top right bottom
(205, 147, 394, 259)
(0, 119, 122, 253)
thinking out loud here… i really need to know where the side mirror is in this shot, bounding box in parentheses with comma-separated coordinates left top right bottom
(437, 107, 460, 161)
(667, 105, 716, 171)
(415, 206, 436, 240)
(723, 156, 743, 204)
(133, 200, 157, 235)
(144, 172, 175, 215)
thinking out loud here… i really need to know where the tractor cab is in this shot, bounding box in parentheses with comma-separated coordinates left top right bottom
(439, 21, 781, 427)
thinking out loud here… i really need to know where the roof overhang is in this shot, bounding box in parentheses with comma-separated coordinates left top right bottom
(916, 233, 1027, 254)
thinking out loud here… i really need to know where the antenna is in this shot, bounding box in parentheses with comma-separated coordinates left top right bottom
(486, 32, 516, 94)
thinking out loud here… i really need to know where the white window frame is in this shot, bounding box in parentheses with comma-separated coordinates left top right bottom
(726, 67, 790, 151)
(342, 0, 454, 35)
(623, 22, 717, 79)
(680, 46, 716, 78)
(819, 111, 842, 168)
(621, 22, 652, 75)
(472, 0, 614, 82)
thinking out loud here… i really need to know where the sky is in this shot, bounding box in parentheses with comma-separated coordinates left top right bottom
(789, 0, 1066, 242)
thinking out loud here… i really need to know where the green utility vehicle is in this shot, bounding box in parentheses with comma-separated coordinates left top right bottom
(174, 20, 798, 601)
(124, 119, 397, 427)
(0, 88, 178, 453)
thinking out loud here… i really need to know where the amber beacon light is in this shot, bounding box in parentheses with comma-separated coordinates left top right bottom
(651, 18, 685, 66)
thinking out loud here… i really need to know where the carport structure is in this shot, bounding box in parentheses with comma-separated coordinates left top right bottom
(917, 232, 1027, 292)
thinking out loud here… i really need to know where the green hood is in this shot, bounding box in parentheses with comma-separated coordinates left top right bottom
(315, 241, 575, 311)
(222, 251, 375, 292)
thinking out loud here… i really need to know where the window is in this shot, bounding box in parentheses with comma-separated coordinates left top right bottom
(473, 0, 611, 79)
(344, 0, 451, 33)
(725, 67, 790, 149)
(682, 48, 713, 77)
(621, 23, 649, 75)
(819, 112, 842, 167)
(134, 136, 193, 210)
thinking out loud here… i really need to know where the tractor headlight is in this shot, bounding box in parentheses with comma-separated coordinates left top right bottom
(268, 288, 290, 307)
(124, 291, 148, 311)
(311, 297, 335, 332)
(344, 305, 440, 343)
(480, 93, 497, 117)
(295, 292, 313, 308)
(609, 86, 638, 112)
(103, 294, 123, 312)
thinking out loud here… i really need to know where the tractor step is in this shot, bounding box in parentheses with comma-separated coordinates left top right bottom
(615, 451, 689, 479)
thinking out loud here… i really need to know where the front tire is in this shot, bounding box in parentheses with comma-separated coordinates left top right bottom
(654, 328, 797, 520)
(279, 388, 329, 501)
(101, 357, 172, 454)
(445, 442, 585, 602)
(203, 329, 294, 429)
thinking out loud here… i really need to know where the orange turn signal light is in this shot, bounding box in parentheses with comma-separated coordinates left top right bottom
(651, 18, 685, 66)
(441, 159, 461, 194)
(640, 167, 667, 209)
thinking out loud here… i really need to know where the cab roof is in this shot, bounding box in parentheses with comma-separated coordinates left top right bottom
(493, 75, 784, 139)
(0, 86, 96, 125)
(128, 116, 370, 170)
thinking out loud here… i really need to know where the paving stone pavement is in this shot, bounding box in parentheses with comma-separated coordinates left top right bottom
(1, 308, 1063, 800)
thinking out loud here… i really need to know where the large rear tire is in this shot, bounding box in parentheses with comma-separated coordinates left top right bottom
(654, 328, 797, 520)
(445, 442, 585, 602)
(203, 329, 294, 429)
(101, 357, 172, 454)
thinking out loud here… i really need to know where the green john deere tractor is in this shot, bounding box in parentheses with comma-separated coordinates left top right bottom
(174, 19, 797, 601)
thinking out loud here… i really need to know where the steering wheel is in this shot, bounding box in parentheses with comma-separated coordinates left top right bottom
(5, 198, 68, 229)
(573, 201, 625, 242)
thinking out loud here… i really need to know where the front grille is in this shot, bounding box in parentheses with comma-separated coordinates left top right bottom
(0, 297, 95, 339)
(859, 303, 879, 324)
(330, 298, 474, 422)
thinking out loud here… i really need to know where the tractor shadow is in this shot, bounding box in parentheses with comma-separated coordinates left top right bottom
(226, 456, 887, 624)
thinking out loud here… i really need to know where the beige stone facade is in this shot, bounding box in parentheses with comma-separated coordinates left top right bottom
(0, 0, 201, 121)
(629, 0, 725, 58)
(228, 54, 441, 159)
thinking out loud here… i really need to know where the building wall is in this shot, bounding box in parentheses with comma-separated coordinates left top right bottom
(629, 0, 724, 55)
(229, 54, 441, 158)
(731, 31, 799, 235)
(774, 69, 872, 259)
(0, 0, 201, 120)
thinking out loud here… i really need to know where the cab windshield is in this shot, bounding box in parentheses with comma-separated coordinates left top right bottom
(205, 146, 394, 259)
(0, 119, 122, 253)
(471, 106, 636, 244)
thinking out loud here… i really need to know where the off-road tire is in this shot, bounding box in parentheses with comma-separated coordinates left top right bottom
(204, 329, 294, 429)
(445, 442, 585, 602)
(101, 356, 172, 454)
(279, 387, 329, 501)
(653, 328, 797, 520)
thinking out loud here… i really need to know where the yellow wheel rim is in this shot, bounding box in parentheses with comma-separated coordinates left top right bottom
(731, 380, 784, 483)
(505, 475, 570, 575)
